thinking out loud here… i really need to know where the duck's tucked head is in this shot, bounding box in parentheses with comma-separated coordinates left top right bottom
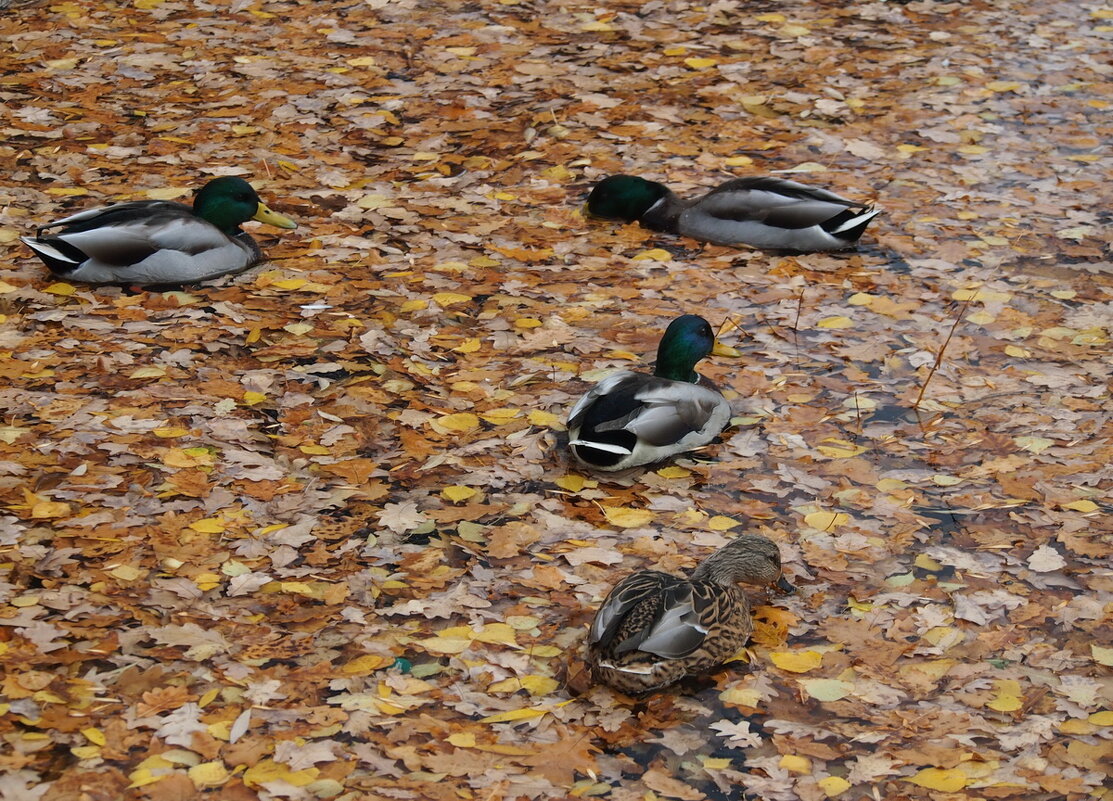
(691, 534, 794, 591)
(193, 176, 297, 234)
(586, 174, 668, 222)
(654, 314, 717, 382)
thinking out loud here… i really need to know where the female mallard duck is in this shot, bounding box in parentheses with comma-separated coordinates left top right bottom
(586, 174, 880, 251)
(21, 176, 297, 285)
(567, 314, 732, 471)
(587, 534, 795, 694)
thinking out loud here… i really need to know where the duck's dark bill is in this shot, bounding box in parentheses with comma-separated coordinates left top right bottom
(776, 575, 796, 594)
(252, 203, 297, 229)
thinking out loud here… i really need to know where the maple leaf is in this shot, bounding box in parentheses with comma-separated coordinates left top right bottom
(708, 720, 763, 749)
(521, 728, 599, 785)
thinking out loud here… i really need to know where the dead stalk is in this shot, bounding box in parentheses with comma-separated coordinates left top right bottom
(912, 298, 972, 411)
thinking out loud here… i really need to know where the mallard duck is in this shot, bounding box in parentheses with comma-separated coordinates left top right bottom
(586, 174, 880, 251)
(21, 176, 297, 285)
(587, 533, 795, 694)
(567, 314, 732, 471)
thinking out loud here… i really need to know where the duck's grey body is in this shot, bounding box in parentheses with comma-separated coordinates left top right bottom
(22, 202, 262, 285)
(589, 174, 880, 252)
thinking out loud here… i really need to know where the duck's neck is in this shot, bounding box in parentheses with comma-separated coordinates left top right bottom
(640, 191, 686, 233)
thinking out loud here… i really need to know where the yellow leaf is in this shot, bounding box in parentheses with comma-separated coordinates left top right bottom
(283, 322, 313, 336)
(1090, 711, 1113, 725)
(0, 279, 17, 293)
(188, 762, 230, 789)
(781, 24, 810, 36)
(341, 654, 390, 675)
(299, 444, 329, 455)
(242, 760, 319, 788)
(189, 518, 225, 534)
(489, 675, 559, 695)
(153, 427, 190, 438)
(907, 768, 968, 792)
(684, 57, 718, 69)
(129, 366, 166, 379)
(433, 292, 471, 307)
(1062, 500, 1098, 513)
(400, 299, 428, 312)
(421, 636, 472, 654)
(657, 466, 692, 479)
(780, 755, 811, 774)
(555, 474, 588, 492)
(816, 316, 852, 329)
(603, 507, 654, 529)
(803, 511, 849, 530)
(514, 317, 542, 329)
(448, 731, 476, 747)
(442, 485, 477, 503)
(346, 56, 377, 66)
(30, 501, 69, 519)
(473, 623, 518, 645)
(1014, 435, 1054, 453)
(770, 650, 823, 673)
(816, 439, 867, 458)
(1004, 345, 1030, 358)
(109, 565, 142, 581)
(145, 187, 190, 200)
(817, 776, 850, 797)
(723, 155, 753, 167)
(958, 144, 989, 155)
(435, 412, 480, 433)
(45, 186, 87, 195)
(82, 728, 106, 746)
(527, 409, 561, 427)
(631, 248, 673, 261)
(952, 287, 1011, 302)
(480, 407, 521, 425)
(1092, 644, 1113, 667)
(718, 686, 761, 707)
(580, 20, 612, 31)
(987, 679, 1022, 712)
(71, 745, 101, 759)
(272, 278, 307, 290)
(708, 515, 741, 531)
(986, 80, 1023, 92)
(242, 391, 266, 406)
(480, 706, 550, 723)
(847, 292, 876, 305)
(127, 768, 165, 788)
(755, 12, 785, 22)
(801, 679, 853, 702)
(932, 474, 963, 486)
(454, 337, 481, 353)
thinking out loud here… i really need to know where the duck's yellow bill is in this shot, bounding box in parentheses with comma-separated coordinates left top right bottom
(253, 203, 298, 229)
(712, 341, 741, 357)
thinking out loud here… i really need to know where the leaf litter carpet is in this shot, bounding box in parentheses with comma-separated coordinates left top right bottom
(0, 1, 1110, 800)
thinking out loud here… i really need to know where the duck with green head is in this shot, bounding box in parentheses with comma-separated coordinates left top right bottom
(586, 173, 879, 251)
(22, 176, 297, 285)
(566, 314, 733, 471)
(587, 533, 795, 694)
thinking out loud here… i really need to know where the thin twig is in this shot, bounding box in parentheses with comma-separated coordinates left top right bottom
(912, 297, 972, 410)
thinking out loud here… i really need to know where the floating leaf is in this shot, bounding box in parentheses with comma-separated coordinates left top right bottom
(803, 511, 849, 530)
(602, 507, 654, 528)
(770, 650, 823, 673)
(906, 768, 968, 792)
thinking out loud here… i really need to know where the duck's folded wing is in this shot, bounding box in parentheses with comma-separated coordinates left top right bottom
(43, 203, 231, 267)
(589, 571, 675, 647)
(701, 177, 867, 229)
(614, 379, 726, 446)
(632, 582, 721, 659)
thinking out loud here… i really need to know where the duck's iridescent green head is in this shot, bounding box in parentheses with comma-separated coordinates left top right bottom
(654, 314, 717, 382)
(193, 176, 297, 234)
(586, 175, 668, 222)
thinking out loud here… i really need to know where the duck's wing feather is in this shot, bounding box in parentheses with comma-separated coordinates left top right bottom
(589, 571, 677, 646)
(571, 373, 726, 446)
(38, 202, 231, 267)
(624, 580, 721, 659)
(699, 177, 868, 230)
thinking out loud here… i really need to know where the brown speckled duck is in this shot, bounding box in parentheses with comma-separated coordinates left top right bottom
(587, 534, 794, 694)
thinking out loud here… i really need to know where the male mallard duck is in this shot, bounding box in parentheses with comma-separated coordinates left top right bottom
(587, 533, 795, 694)
(586, 174, 880, 251)
(567, 314, 732, 471)
(21, 176, 297, 285)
